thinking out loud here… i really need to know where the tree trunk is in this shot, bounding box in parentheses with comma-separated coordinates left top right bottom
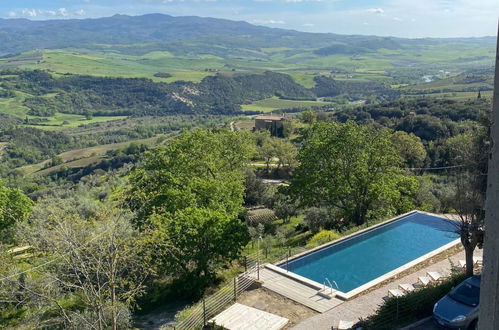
(465, 246, 474, 277)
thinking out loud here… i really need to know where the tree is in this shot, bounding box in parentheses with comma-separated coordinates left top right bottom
(288, 121, 418, 226)
(125, 129, 252, 292)
(0, 181, 33, 244)
(8, 207, 151, 330)
(450, 114, 489, 276)
(50, 155, 64, 167)
(257, 135, 297, 174)
(273, 138, 298, 171)
(243, 170, 267, 206)
(126, 129, 253, 227)
(390, 131, 427, 168)
(148, 207, 249, 293)
(300, 109, 317, 124)
(304, 207, 330, 233)
(273, 193, 299, 223)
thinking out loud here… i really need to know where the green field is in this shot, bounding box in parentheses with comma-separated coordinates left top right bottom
(25, 113, 128, 130)
(0, 38, 494, 89)
(21, 134, 169, 175)
(241, 97, 332, 112)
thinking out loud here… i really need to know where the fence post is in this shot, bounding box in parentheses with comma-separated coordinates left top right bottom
(203, 299, 206, 326)
(244, 256, 247, 272)
(233, 277, 237, 302)
(286, 249, 290, 272)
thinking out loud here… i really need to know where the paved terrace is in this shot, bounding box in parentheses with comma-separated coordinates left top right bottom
(291, 248, 483, 330)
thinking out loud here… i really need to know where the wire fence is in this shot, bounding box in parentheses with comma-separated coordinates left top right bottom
(171, 252, 262, 330)
(168, 243, 315, 330)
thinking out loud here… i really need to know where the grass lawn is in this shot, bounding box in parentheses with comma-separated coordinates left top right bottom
(241, 97, 332, 112)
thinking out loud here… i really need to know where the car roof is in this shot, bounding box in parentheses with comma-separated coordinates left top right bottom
(465, 275, 481, 287)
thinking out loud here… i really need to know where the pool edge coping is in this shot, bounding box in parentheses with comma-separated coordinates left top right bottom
(270, 210, 461, 301)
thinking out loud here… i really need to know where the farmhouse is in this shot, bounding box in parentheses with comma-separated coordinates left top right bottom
(254, 115, 286, 137)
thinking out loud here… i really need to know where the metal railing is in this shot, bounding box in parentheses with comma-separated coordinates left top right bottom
(169, 244, 310, 330)
(170, 252, 262, 330)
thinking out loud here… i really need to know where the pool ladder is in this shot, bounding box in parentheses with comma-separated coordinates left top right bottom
(318, 277, 339, 299)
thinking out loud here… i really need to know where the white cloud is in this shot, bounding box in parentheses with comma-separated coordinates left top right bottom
(366, 8, 384, 14)
(21, 9, 37, 17)
(57, 8, 69, 17)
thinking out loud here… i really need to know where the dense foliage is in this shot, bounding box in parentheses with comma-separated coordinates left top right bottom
(2, 70, 314, 116)
(0, 181, 33, 243)
(288, 121, 418, 226)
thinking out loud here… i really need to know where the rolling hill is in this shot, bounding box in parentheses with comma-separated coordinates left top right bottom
(0, 14, 495, 58)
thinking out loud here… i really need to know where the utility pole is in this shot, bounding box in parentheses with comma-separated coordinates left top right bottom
(478, 21, 499, 329)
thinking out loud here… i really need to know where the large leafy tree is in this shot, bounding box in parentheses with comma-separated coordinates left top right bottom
(0, 181, 33, 244)
(126, 129, 252, 292)
(288, 121, 418, 226)
(390, 131, 427, 168)
(126, 129, 254, 227)
(149, 207, 249, 291)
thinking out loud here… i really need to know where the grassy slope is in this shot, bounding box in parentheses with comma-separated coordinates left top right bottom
(0, 40, 494, 130)
(0, 39, 494, 86)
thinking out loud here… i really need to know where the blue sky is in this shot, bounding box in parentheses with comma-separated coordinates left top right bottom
(2, 0, 498, 38)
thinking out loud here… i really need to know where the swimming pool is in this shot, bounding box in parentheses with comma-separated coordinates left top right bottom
(279, 212, 459, 296)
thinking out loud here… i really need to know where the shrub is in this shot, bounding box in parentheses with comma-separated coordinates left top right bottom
(306, 230, 341, 248)
(304, 207, 330, 233)
(358, 272, 468, 329)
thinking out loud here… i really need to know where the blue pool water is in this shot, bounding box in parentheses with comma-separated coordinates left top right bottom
(282, 212, 459, 293)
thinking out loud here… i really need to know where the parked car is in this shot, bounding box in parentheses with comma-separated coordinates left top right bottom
(433, 275, 480, 329)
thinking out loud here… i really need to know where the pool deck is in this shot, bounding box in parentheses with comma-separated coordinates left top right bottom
(256, 265, 343, 312)
(291, 248, 483, 330)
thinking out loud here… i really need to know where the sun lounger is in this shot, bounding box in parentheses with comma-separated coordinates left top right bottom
(473, 256, 483, 265)
(427, 271, 447, 282)
(398, 283, 415, 293)
(388, 289, 405, 298)
(418, 276, 431, 286)
(335, 320, 354, 330)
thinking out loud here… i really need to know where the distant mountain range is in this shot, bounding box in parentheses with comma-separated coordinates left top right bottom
(0, 14, 495, 56)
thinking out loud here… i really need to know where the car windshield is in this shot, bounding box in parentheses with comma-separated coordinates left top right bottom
(449, 282, 480, 307)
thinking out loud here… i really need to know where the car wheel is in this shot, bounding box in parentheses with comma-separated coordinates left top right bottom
(467, 319, 478, 330)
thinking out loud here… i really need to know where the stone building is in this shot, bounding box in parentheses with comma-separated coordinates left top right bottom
(254, 115, 286, 137)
